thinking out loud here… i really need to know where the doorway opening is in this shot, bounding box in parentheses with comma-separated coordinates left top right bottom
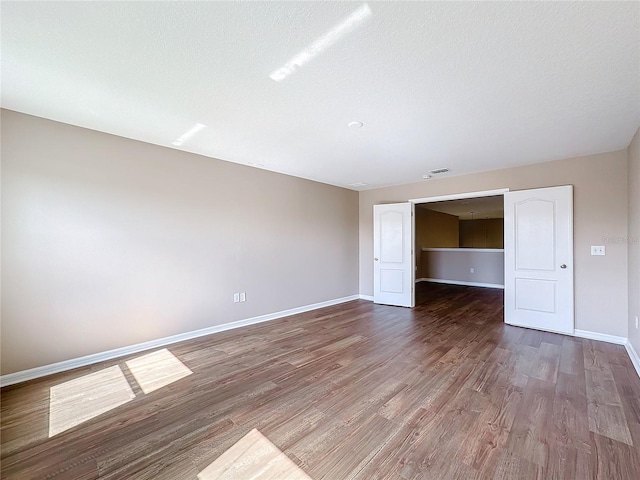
(410, 189, 507, 309)
(415, 194, 505, 303)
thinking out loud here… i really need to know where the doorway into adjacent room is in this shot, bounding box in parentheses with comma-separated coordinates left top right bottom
(373, 186, 575, 336)
(415, 194, 505, 293)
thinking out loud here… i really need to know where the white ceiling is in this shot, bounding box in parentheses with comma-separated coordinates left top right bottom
(420, 195, 504, 220)
(2, 1, 639, 190)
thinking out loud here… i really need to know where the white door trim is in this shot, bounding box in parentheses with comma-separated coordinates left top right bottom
(409, 188, 510, 204)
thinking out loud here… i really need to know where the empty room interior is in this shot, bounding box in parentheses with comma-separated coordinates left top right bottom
(1, 2, 640, 479)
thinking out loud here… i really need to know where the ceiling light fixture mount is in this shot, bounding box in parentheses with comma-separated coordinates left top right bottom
(348, 121, 364, 129)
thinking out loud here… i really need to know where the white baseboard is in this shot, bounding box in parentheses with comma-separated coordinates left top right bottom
(9, 295, 633, 387)
(573, 329, 640, 379)
(625, 341, 640, 378)
(573, 329, 627, 345)
(0, 294, 360, 387)
(416, 278, 505, 290)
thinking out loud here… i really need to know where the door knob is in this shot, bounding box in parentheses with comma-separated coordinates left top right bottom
(374, 258, 379, 261)
(560, 264, 567, 269)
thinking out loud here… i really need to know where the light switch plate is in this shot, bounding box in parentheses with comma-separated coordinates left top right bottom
(591, 245, 605, 256)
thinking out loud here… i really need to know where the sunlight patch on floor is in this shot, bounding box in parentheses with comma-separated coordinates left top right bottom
(48, 349, 193, 437)
(125, 348, 192, 394)
(197, 428, 312, 480)
(49, 365, 134, 437)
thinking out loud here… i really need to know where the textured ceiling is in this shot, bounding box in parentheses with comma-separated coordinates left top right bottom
(2, 1, 639, 190)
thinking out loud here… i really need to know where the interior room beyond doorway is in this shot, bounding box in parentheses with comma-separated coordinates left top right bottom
(415, 195, 505, 297)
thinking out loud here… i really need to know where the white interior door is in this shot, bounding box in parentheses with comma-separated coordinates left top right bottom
(504, 185, 574, 334)
(373, 203, 414, 307)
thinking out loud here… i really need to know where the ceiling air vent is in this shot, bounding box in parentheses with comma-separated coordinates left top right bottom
(429, 168, 451, 175)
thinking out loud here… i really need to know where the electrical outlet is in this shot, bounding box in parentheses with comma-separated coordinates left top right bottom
(470, 268, 475, 274)
(591, 245, 605, 256)
(233, 293, 240, 303)
(240, 292, 246, 302)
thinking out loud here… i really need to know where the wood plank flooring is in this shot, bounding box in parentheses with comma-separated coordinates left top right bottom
(2, 283, 640, 479)
(197, 428, 312, 480)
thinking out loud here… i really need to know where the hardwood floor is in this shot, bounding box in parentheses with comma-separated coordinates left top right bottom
(2, 283, 640, 479)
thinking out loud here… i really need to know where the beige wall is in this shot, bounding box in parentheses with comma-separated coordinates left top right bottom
(459, 219, 504, 249)
(628, 127, 640, 354)
(360, 150, 629, 337)
(1, 110, 359, 375)
(420, 249, 504, 286)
